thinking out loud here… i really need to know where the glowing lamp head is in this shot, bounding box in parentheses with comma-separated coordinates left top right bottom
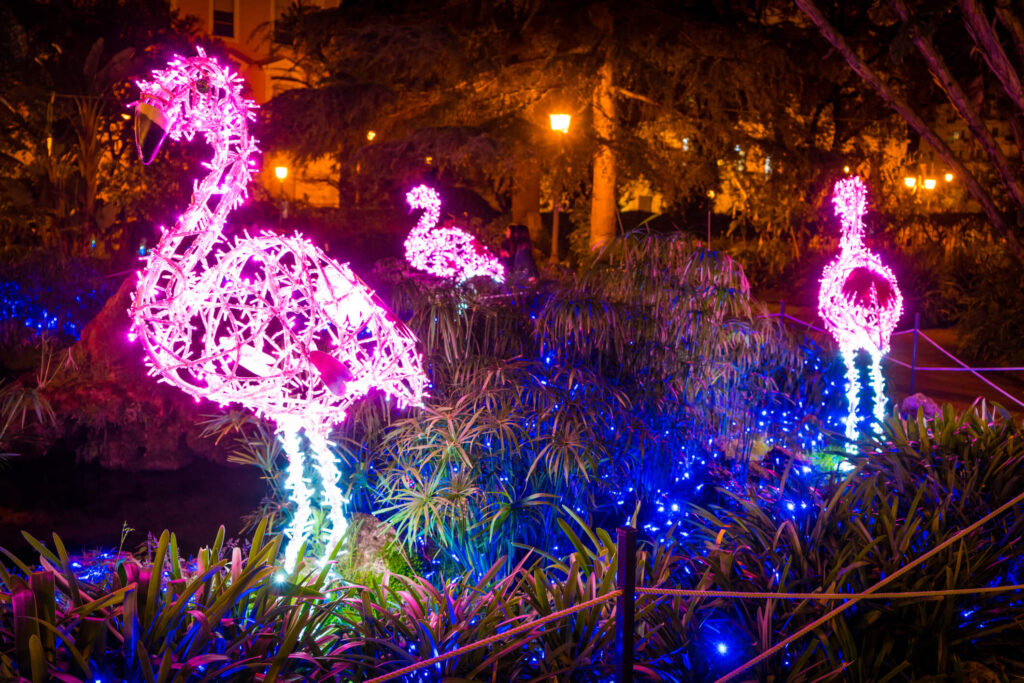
(366, 130, 376, 141)
(549, 113, 571, 134)
(275, 166, 288, 181)
(923, 178, 937, 190)
(904, 177, 917, 188)
(944, 172, 954, 182)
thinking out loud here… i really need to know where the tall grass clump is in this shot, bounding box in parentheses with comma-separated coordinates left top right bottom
(688, 403, 1024, 681)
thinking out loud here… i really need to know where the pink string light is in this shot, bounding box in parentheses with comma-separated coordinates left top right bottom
(818, 176, 903, 451)
(128, 49, 427, 570)
(404, 184, 505, 283)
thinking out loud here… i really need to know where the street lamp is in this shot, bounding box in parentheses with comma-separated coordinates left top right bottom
(944, 172, 954, 182)
(549, 113, 571, 263)
(923, 178, 937, 190)
(549, 114, 571, 134)
(706, 190, 716, 246)
(274, 166, 289, 222)
(904, 176, 917, 188)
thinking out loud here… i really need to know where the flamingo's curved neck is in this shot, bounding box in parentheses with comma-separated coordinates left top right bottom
(411, 209, 435, 236)
(406, 186, 441, 238)
(833, 176, 868, 258)
(138, 69, 257, 301)
(839, 228, 864, 256)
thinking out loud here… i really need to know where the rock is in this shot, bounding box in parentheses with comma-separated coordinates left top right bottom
(900, 392, 940, 420)
(40, 276, 230, 470)
(341, 513, 421, 581)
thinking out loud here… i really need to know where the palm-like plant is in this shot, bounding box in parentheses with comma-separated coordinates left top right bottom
(354, 230, 807, 575)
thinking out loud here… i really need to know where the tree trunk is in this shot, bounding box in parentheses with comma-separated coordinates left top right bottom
(590, 59, 617, 252)
(512, 156, 543, 249)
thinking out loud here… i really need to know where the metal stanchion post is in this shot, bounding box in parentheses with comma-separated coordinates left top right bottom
(910, 312, 920, 395)
(616, 526, 636, 683)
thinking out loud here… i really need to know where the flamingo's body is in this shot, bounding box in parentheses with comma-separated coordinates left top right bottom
(130, 51, 427, 571)
(818, 176, 902, 451)
(404, 185, 505, 283)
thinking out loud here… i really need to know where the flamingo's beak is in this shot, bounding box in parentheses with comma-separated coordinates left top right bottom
(134, 101, 170, 165)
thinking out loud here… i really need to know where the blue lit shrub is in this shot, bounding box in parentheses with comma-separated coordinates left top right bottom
(685, 403, 1024, 680)
(0, 253, 114, 348)
(346, 231, 838, 576)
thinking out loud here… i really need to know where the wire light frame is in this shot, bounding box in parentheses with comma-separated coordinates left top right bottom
(129, 49, 427, 571)
(404, 184, 505, 282)
(818, 176, 903, 452)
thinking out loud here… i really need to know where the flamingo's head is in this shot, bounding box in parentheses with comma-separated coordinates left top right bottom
(405, 185, 442, 222)
(133, 48, 254, 165)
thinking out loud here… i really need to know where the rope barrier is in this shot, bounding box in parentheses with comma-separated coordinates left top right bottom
(713, 486, 1024, 683)
(636, 584, 1024, 600)
(781, 313, 829, 335)
(912, 331, 1024, 407)
(884, 362, 1024, 374)
(354, 577, 1024, 682)
(363, 590, 622, 683)
(767, 307, 1024, 406)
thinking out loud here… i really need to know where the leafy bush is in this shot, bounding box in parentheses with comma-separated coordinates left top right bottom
(0, 514, 695, 681)
(688, 404, 1024, 681)
(340, 231, 813, 576)
(0, 253, 115, 350)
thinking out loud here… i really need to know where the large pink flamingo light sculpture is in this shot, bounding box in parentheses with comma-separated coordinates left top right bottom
(129, 50, 427, 571)
(404, 184, 505, 283)
(818, 176, 903, 453)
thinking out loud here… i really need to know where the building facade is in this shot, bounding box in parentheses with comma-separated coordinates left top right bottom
(171, 0, 340, 206)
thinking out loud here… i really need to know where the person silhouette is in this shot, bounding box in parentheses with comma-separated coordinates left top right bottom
(500, 223, 539, 286)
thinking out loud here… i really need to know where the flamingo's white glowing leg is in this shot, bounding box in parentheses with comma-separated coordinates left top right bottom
(306, 427, 349, 562)
(842, 348, 860, 455)
(869, 350, 886, 432)
(280, 423, 314, 572)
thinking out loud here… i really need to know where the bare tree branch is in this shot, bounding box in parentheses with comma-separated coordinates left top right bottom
(794, 0, 1024, 264)
(959, 0, 1024, 118)
(891, 0, 1024, 208)
(995, 0, 1024, 70)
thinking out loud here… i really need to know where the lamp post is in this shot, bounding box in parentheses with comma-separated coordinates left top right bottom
(706, 189, 715, 247)
(275, 165, 289, 222)
(549, 113, 571, 264)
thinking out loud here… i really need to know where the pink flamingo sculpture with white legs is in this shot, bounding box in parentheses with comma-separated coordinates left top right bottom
(129, 50, 427, 571)
(818, 176, 903, 452)
(404, 184, 505, 283)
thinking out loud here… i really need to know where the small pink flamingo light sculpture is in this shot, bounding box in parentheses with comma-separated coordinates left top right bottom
(129, 49, 427, 571)
(404, 184, 505, 283)
(818, 176, 903, 452)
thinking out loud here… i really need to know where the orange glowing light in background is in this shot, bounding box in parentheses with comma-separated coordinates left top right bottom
(549, 113, 571, 134)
